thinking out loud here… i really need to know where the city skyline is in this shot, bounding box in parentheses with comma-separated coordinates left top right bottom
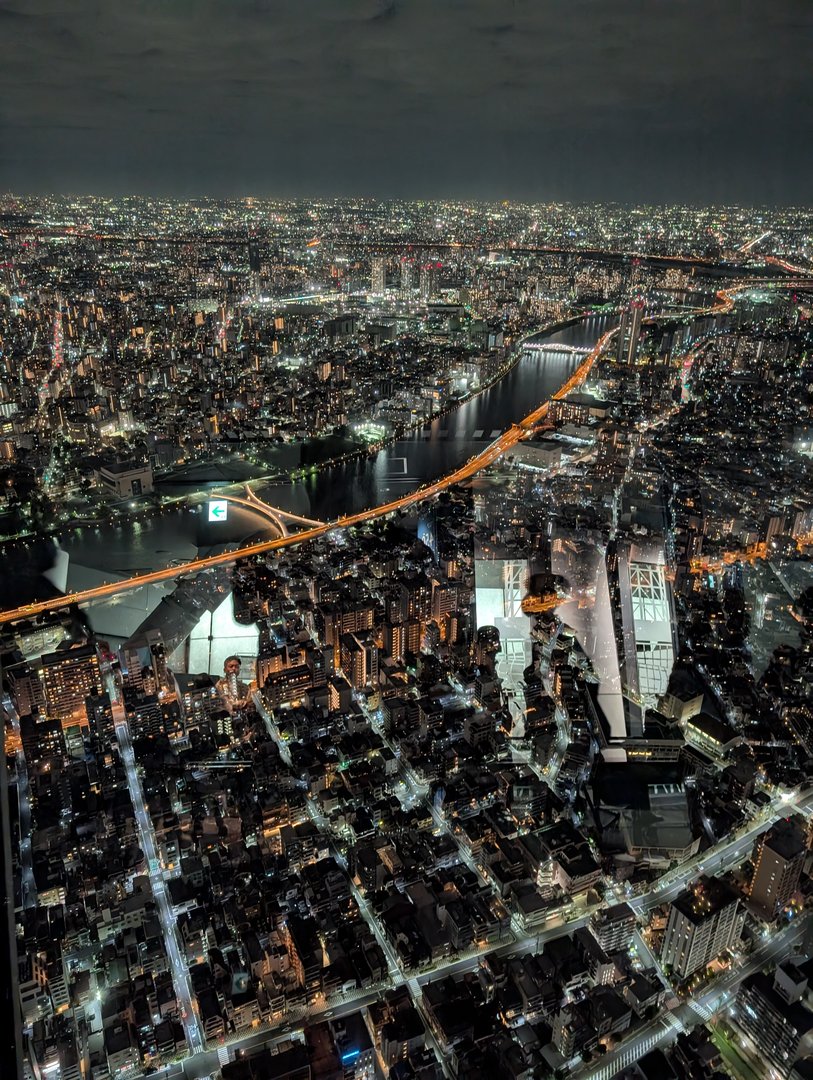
(3, 3, 813, 1079)
(2, 191, 813, 1080)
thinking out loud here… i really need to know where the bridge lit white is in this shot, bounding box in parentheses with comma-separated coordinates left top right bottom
(523, 342, 592, 355)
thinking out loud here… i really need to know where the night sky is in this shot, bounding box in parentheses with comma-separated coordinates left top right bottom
(0, 0, 810, 205)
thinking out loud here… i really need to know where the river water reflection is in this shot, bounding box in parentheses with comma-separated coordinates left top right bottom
(2, 314, 613, 606)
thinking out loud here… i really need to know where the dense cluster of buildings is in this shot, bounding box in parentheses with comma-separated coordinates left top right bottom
(3, 197, 813, 1079)
(1, 195, 809, 541)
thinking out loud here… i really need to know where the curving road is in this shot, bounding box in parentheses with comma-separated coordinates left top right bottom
(0, 282, 757, 628)
(0, 326, 617, 624)
(214, 489, 323, 538)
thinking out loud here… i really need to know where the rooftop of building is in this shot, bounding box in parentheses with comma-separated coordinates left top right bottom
(762, 815, 807, 861)
(673, 875, 740, 924)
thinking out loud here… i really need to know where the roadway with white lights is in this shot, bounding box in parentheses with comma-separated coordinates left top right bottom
(109, 668, 207, 1055)
(143, 779, 813, 1077)
(579, 914, 812, 1080)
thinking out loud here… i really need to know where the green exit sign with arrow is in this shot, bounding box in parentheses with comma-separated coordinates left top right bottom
(208, 499, 229, 522)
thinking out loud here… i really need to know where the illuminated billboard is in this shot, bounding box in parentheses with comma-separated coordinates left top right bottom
(208, 499, 229, 523)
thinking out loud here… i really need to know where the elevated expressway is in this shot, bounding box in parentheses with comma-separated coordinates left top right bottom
(0, 325, 614, 625)
(0, 280, 778, 628)
(216, 487, 323, 537)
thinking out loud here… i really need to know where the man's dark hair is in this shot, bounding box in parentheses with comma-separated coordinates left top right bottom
(224, 655, 241, 667)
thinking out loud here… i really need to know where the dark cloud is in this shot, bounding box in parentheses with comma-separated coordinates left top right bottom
(0, 0, 810, 203)
(0, 3, 31, 19)
(367, 2, 398, 23)
(478, 23, 516, 35)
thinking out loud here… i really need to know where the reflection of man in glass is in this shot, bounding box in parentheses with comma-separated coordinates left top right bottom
(216, 655, 252, 710)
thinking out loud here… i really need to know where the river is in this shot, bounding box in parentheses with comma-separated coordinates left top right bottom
(0, 314, 613, 606)
(253, 314, 614, 521)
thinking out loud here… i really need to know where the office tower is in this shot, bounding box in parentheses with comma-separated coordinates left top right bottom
(736, 963, 813, 1077)
(371, 256, 386, 295)
(749, 817, 806, 920)
(419, 261, 438, 300)
(607, 537, 676, 730)
(40, 645, 103, 721)
(661, 876, 744, 979)
(86, 692, 114, 744)
(398, 575, 432, 622)
(589, 902, 636, 954)
(616, 298, 645, 365)
(400, 257, 414, 298)
(247, 238, 261, 273)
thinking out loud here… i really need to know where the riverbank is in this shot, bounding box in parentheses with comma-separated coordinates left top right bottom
(161, 310, 592, 490)
(0, 311, 616, 607)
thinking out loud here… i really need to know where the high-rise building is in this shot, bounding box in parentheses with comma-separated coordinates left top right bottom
(127, 694, 163, 740)
(606, 538, 676, 733)
(6, 662, 45, 717)
(247, 238, 261, 273)
(474, 550, 531, 698)
(248, 237, 262, 299)
(749, 817, 806, 920)
(474, 625, 501, 673)
(305, 643, 334, 688)
(86, 692, 114, 744)
(122, 645, 146, 694)
(417, 509, 438, 559)
(340, 634, 378, 690)
(40, 645, 103, 721)
(320, 601, 376, 667)
(419, 262, 439, 300)
(589, 902, 637, 954)
(735, 963, 813, 1077)
(431, 579, 458, 620)
(383, 622, 407, 662)
(172, 673, 220, 727)
(371, 256, 386, 295)
(661, 876, 744, 979)
(399, 257, 414, 299)
(398, 575, 432, 623)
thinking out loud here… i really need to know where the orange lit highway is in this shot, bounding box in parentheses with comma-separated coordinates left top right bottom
(765, 255, 813, 276)
(215, 488, 324, 537)
(0, 327, 616, 625)
(0, 284, 761, 627)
